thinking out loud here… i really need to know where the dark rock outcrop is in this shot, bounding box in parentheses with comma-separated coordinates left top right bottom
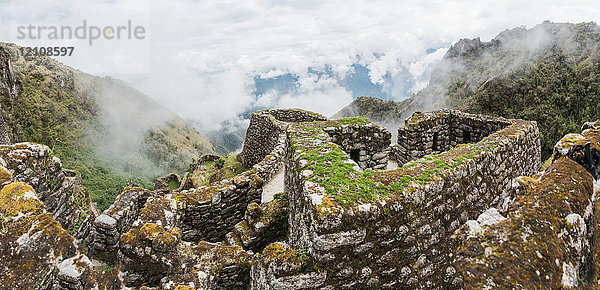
(0, 46, 15, 145)
(452, 157, 594, 287)
(0, 153, 124, 289)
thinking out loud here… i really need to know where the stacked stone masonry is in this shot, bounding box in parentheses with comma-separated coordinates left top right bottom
(6, 107, 570, 289)
(395, 109, 513, 166)
(0, 143, 93, 240)
(240, 109, 327, 169)
(89, 110, 306, 251)
(324, 123, 391, 170)
(174, 173, 264, 242)
(451, 119, 600, 288)
(88, 187, 157, 261)
(84, 109, 327, 287)
(181, 154, 221, 188)
(452, 157, 594, 288)
(254, 109, 541, 289)
(0, 143, 126, 289)
(226, 192, 289, 253)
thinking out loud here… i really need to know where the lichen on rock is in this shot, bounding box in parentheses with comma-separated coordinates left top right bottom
(0, 182, 43, 217)
(452, 156, 595, 288)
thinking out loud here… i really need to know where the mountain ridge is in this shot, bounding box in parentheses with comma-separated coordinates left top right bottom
(0, 42, 215, 209)
(334, 21, 600, 159)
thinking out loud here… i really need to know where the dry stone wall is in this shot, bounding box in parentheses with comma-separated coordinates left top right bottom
(1, 107, 557, 289)
(240, 109, 327, 168)
(0, 145, 125, 289)
(0, 143, 93, 240)
(5, 102, 598, 290)
(83, 108, 546, 289)
(251, 242, 324, 289)
(159, 241, 254, 289)
(226, 192, 289, 253)
(177, 154, 221, 191)
(324, 122, 391, 170)
(452, 120, 600, 288)
(89, 188, 256, 288)
(395, 109, 512, 166)
(452, 157, 595, 288)
(172, 109, 326, 243)
(174, 172, 264, 242)
(88, 187, 157, 261)
(114, 192, 254, 288)
(254, 111, 541, 289)
(88, 109, 312, 269)
(89, 110, 301, 256)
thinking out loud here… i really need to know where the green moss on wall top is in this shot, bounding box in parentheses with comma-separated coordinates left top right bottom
(289, 118, 517, 210)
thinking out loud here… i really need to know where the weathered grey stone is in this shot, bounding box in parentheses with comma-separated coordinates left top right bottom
(476, 208, 506, 226)
(56, 254, 93, 288)
(465, 220, 483, 237)
(95, 214, 117, 226)
(452, 155, 595, 289)
(372, 151, 388, 160)
(314, 229, 366, 251)
(276, 109, 541, 288)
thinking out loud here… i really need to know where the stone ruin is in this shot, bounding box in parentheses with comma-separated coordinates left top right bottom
(255, 109, 540, 288)
(4, 106, 600, 289)
(393, 110, 521, 166)
(0, 143, 102, 288)
(452, 119, 600, 288)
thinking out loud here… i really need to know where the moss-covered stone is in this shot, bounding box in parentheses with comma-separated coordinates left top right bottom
(262, 242, 300, 264)
(120, 222, 181, 250)
(0, 210, 78, 288)
(226, 193, 289, 253)
(281, 109, 541, 288)
(157, 241, 254, 289)
(453, 157, 594, 288)
(0, 182, 43, 217)
(0, 166, 12, 185)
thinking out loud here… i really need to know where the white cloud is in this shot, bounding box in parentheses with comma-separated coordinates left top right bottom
(1, 0, 600, 129)
(134, 57, 255, 132)
(407, 47, 449, 93)
(259, 73, 354, 117)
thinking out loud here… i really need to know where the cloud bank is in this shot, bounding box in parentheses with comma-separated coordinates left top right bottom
(2, 0, 600, 138)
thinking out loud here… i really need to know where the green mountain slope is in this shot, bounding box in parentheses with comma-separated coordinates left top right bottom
(332, 96, 412, 141)
(434, 21, 600, 159)
(0, 42, 215, 209)
(332, 96, 411, 126)
(335, 21, 600, 160)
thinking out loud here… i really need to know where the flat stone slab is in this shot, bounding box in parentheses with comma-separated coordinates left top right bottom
(262, 165, 284, 203)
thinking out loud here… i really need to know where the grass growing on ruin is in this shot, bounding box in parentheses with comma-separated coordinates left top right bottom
(404, 148, 482, 171)
(301, 143, 446, 207)
(336, 117, 370, 125)
(291, 121, 498, 209)
(190, 154, 247, 186)
(291, 119, 435, 207)
(302, 147, 388, 206)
